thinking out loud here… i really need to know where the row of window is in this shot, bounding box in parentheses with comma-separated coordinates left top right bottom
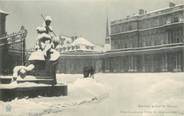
(139, 12, 184, 29)
(60, 45, 94, 52)
(104, 52, 182, 72)
(111, 21, 137, 34)
(111, 37, 138, 49)
(111, 11, 184, 34)
(111, 30, 183, 49)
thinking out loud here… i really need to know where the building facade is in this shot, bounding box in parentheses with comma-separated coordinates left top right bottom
(58, 52, 103, 74)
(55, 3, 184, 74)
(57, 36, 104, 74)
(105, 3, 184, 72)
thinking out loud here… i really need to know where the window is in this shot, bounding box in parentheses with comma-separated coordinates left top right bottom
(124, 43, 127, 48)
(120, 24, 124, 32)
(129, 38, 133, 48)
(166, 18, 171, 24)
(173, 17, 179, 23)
(128, 24, 132, 30)
(179, 16, 184, 22)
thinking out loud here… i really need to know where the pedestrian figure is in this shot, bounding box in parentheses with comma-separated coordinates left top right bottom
(83, 66, 95, 79)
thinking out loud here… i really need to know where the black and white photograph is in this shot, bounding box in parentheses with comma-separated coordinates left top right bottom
(0, 0, 184, 115)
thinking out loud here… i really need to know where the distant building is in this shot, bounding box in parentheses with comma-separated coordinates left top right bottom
(58, 36, 104, 73)
(0, 9, 27, 75)
(46, 2, 184, 74)
(60, 36, 95, 52)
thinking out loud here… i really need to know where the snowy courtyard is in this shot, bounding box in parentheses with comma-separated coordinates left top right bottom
(1, 73, 184, 116)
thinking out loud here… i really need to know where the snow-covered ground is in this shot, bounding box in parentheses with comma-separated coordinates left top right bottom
(1, 73, 184, 116)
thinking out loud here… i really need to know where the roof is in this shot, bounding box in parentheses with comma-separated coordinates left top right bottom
(94, 45, 105, 52)
(0, 9, 9, 15)
(111, 4, 184, 25)
(71, 37, 95, 46)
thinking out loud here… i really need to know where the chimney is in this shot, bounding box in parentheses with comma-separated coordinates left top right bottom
(139, 9, 145, 15)
(169, 2, 176, 7)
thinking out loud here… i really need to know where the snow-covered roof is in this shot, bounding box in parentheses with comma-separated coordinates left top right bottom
(71, 37, 95, 47)
(111, 4, 184, 25)
(62, 44, 71, 48)
(95, 45, 105, 52)
(0, 9, 9, 15)
(60, 35, 72, 45)
(59, 36, 105, 53)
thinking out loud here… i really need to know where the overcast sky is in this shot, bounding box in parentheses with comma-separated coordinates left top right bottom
(0, 0, 184, 48)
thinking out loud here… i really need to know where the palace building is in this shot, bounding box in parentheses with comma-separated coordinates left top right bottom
(104, 2, 184, 72)
(57, 2, 184, 73)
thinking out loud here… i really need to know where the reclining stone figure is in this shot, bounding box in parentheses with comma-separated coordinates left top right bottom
(12, 64, 35, 82)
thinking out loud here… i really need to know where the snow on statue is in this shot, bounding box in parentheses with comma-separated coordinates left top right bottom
(12, 64, 35, 81)
(12, 15, 60, 83)
(29, 15, 60, 61)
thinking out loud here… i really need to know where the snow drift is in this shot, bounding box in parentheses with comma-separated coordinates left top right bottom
(0, 77, 108, 116)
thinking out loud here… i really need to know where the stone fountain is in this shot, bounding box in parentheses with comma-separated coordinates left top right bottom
(0, 16, 67, 101)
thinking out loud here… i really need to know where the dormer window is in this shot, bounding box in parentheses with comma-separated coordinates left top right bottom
(86, 46, 89, 49)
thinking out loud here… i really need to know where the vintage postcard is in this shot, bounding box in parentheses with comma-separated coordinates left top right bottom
(0, 0, 184, 116)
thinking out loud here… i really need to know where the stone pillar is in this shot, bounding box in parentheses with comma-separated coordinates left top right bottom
(174, 51, 182, 72)
(133, 56, 137, 72)
(120, 56, 124, 72)
(182, 49, 184, 71)
(175, 53, 178, 71)
(162, 53, 168, 72)
(178, 52, 182, 71)
(105, 58, 110, 73)
(110, 58, 113, 72)
(102, 57, 105, 73)
(142, 54, 145, 72)
(128, 56, 133, 72)
(151, 54, 154, 72)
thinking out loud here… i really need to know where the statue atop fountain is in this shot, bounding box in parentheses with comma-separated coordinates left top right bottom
(0, 16, 67, 101)
(12, 15, 60, 85)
